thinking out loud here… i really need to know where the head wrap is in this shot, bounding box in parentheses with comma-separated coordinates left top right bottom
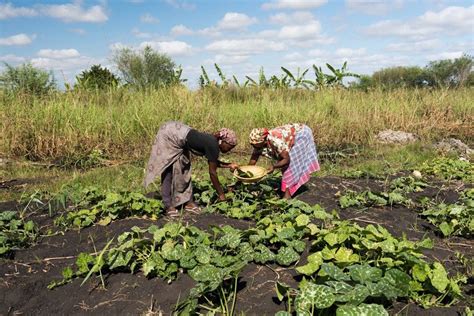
(249, 128, 269, 145)
(218, 128, 237, 146)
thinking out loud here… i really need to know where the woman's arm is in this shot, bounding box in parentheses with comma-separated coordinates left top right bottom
(248, 148, 261, 165)
(218, 160, 238, 170)
(267, 150, 290, 174)
(208, 161, 226, 201)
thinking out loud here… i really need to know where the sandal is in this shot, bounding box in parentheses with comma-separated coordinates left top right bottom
(165, 208, 180, 218)
(184, 205, 202, 215)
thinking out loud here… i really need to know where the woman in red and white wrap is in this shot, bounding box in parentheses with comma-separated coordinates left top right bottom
(248, 123, 320, 199)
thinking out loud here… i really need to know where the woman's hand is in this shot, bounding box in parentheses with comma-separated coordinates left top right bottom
(228, 163, 239, 171)
(267, 165, 275, 174)
(218, 193, 227, 202)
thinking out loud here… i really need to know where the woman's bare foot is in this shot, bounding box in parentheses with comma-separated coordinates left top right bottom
(283, 189, 291, 199)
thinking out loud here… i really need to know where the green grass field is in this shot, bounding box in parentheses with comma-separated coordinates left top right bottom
(2, 87, 472, 162)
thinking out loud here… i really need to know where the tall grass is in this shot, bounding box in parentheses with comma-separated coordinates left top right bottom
(1, 87, 473, 161)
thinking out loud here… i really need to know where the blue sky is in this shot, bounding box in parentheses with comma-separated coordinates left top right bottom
(1, 0, 473, 88)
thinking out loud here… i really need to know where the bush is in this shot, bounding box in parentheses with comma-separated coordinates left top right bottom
(0, 63, 56, 95)
(75, 65, 119, 90)
(112, 45, 177, 89)
(426, 54, 473, 88)
(372, 66, 429, 89)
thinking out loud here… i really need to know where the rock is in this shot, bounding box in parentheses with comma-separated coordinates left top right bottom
(376, 130, 418, 144)
(412, 170, 422, 179)
(434, 138, 473, 156)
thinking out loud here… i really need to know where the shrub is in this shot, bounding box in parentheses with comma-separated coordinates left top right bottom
(75, 64, 119, 90)
(112, 45, 177, 88)
(0, 63, 56, 95)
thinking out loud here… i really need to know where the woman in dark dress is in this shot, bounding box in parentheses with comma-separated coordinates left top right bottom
(144, 121, 238, 217)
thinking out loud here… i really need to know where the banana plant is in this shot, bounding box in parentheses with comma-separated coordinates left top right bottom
(214, 63, 230, 87)
(325, 61, 360, 86)
(258, 67, 269, 88)
(269, 74, 290, 89)
(232, 75, 241, 87)
(171, 65, 187, 85)
(281, 67, 309, 88)
(303, 65, 328, 89)
(199, 65, 211, 87)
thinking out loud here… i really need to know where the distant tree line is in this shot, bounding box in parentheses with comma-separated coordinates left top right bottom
(350, 54, 473, 90)
(0, 47, 472, 96)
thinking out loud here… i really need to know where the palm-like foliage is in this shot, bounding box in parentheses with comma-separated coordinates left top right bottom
(197, 61, 360, 90)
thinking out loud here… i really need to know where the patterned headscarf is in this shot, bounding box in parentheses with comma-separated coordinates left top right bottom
(218, 128, 237, 146)
(249, 128, 269, 145)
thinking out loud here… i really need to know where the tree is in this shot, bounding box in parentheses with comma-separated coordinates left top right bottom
(75, 64, 119, 90)
(372, 66, 429, 89)
(348, 75, 374, 91)
(0, 63, 56, 95)
(426, 54, 473, 88)
(112, 45, 177, 88)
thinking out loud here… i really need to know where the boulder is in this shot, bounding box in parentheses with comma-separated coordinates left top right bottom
(434, 138, 473, 156)
(376, 130, 418, 144)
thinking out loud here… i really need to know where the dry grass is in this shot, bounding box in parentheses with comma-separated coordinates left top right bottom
(1, 86, 473, 161)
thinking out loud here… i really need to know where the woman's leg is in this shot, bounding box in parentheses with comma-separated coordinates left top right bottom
(161, 166, 175, 211)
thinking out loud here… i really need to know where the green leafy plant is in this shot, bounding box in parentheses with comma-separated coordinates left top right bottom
(282, 221, 465, 313)
(339, 190, 410, 209)
(54, 190, 163, 229)
(0, 62, 56, 95)
(420, 158, 473, 182)
(420, 188, 473, 237)
(0, 211, 38, 256)
(75, 64, 119, 90)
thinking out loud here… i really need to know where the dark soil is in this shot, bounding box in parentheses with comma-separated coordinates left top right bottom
(1, 175, 473, 315)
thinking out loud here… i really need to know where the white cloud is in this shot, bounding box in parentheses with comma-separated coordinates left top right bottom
(31, 55, 101, 71)
(365, 5, 474, 38)
(37, 49, 81, 59)
(335, 48, 366, 58)
(132, 28, 153, 38)
(40, 3, 108, 23)
(213, 54, 250, 65)
(308, 49, 326, 57)
(262, 0, 328, 10)
(139, 40, 194, 56)
(0, 2, 38, 19)
(278, 21, 321, 39)
(171, 12, 256, 38)
(0, 54, 26, 64)
(345, 0, 404, 15)
(69, 28, 86, 35)
(206, 39, 286, 55)
(0, 33, 35, 46)
(426, 51, 464, 60)
(269, 11, 314, 24)
(419, 5, 474, 29)
(164, 0, 196, 10)
(284, 52, 303, 60)
(196, 27, 221, 37)
(140, 13, 159, 24)
(217, 12, 257, 30)
(387, 39, 440, 52)
(171, 24, 194, 36)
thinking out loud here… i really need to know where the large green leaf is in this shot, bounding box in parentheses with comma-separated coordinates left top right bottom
(319, 263, 351, 281)
(430, 262, 449, 293)
(348, 264, 382, 284)
(295, 282, 336, 313)
(336, 304, 388, 316)
(276, 247, 300, 266)
(188, 265, 222, 283)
